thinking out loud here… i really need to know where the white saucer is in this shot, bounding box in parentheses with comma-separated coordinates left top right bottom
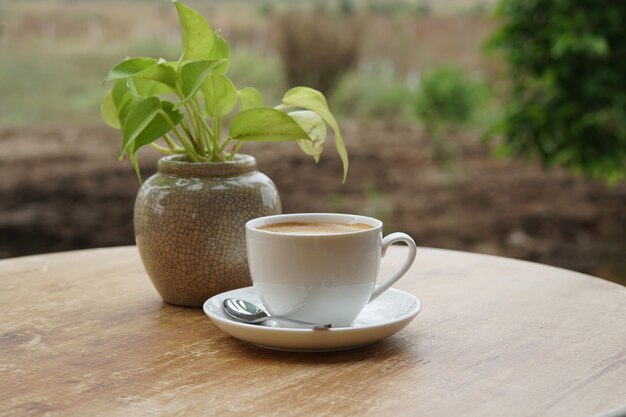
(203, 286, 421, 352)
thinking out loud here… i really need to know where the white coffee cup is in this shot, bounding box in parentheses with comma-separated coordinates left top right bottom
(245, 213, 417, 327)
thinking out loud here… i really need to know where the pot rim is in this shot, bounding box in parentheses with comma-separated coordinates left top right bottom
(160, 153, 255, 165)
(157, 154, 257, 177)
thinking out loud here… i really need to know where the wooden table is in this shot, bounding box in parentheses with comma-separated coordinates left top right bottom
(1, 246, 625, 417)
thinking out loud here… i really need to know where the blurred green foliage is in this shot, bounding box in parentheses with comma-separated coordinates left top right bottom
(339, 0, 355, 16)
(0, 42, 281, 126)
(332, 70, 413, 119)
(415, 1, 432, 17)
(414, 66, 489, 166)
(367, 0, 417, 15)
(0, 47, 120, 126)
(227, 49, 284, 105)
(257, 2, 274, 17)
(415, 66, 488, 132)
(490, 0, 626, 183)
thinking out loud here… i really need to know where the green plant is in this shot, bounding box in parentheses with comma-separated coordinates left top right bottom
(339, 0, 356, 16)
(101, 1, 348, 182)
(257, 2, 273, 17)
(226, 48, 284, 105)
(414, 66, 489, 165)
(332, 70, 413, 119)
(489, 0, 626, 183)
(415, 66, 488, 132)
(415, 1, 432, 17)
(367, 0, 411, 15)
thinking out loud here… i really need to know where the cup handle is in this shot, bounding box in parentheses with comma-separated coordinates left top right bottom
(369, 232, 417, 303)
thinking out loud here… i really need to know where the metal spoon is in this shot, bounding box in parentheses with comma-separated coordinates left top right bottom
(222, 298, 332, 330)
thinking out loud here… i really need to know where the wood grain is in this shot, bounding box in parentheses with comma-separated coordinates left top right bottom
(1, 246, 625, 417)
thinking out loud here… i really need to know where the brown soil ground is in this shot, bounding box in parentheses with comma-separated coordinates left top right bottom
(1, 123, 625, 285)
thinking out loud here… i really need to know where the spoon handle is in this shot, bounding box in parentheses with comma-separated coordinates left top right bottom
(268, 316, 332, 330)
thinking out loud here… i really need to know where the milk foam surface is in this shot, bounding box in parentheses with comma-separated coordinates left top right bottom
(258, 221, 373, 234)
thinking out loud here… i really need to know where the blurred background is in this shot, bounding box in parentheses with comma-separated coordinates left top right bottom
(1, 0, 624, 284)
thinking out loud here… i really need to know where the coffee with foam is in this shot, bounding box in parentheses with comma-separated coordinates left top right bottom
(258, 221, 373, 235)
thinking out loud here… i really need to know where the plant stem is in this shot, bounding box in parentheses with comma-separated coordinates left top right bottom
(181, 118, 203, 156)
(163, 134, 178, 151)
(190, 97, 215, 147)
(214, 116, 221, 148)
(174, 90, 207, 160)
(150, 142, 185, 154)
(158, 109, 202, 161)
(183, 103, 204, 154)
(180, 117, 194, 140)
(211, 116, 225, 161)
(220, 138, 232, 153)
(227, 141, 243, 160)
(190, 103, 211, 155)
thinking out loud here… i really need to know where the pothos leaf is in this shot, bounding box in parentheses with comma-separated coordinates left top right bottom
(132, 102, 183, 153)
(127, 77, 170, 98)
(201, 74, 237, 117)
(104, 58, 157, 83)
(101, 80, 137, 130)
(129, 152, 142, 183)
(118, 93, 142, 124)
(282, 86, 349, 182)
(111, 79, 129, 108)
(120, 98, 183, 159)
(289, 110, 327, 163)
(134, 62, 178, 90)
(210, 33, 230, 74)
(120, 97, 161, 157)
(174, 0, 215, 62)
(238, 87, 264, 111)
(100, 89, 121, 129)
(178, 59, 225, 104)
(229, 107, 309, 142)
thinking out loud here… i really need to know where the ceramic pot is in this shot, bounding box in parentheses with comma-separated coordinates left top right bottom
(134, 154, 281, 307)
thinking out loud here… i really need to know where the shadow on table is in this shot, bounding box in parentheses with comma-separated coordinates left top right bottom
(220, 333, 422, 365)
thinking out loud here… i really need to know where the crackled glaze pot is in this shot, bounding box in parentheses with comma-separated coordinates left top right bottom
(134, 154, 281, 307)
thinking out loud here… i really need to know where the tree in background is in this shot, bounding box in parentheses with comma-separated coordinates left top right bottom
(277, 11, 360, 96)
(490, 0, 626, 183)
